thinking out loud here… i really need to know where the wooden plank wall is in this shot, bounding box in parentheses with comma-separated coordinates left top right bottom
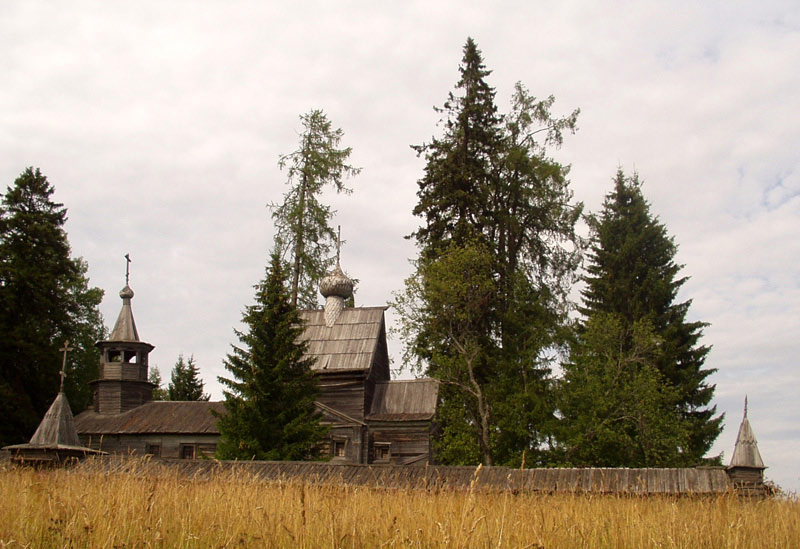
(92, 381, 153, 414)
(80, 434, 218, 459)
(317, 373, 367, 420)
(369, 422, 431, 464)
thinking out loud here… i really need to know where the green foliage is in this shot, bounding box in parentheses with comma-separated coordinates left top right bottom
(558, 313, 689, 467)
(148, 366, 169, 401)
(270, 109, 360, 308)
(168, 354, 209, 401)
(0, 167, 104, 446)
(404, 242, 496, 464)
(397, 38, 582, 466)
(215, 251, 326, 460)
(579, 169, 721, 463)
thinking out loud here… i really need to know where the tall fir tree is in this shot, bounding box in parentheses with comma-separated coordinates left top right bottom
(411, 37, 504, 255)
(0, 167, 104, 445)
(168, 354, 209, 401)
(270, 109, 360, 308)
(396, 38, 582, 466)
(215, 251, 326, 460)
(579, 169, 721, 464)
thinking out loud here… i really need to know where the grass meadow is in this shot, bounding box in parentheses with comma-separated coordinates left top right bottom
(0, 459, 797, 548)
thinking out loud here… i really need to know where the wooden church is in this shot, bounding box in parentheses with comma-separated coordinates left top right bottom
(73, 258, 439, 464)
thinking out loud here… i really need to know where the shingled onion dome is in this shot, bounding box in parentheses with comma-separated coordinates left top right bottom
(320, 262, 353, 327)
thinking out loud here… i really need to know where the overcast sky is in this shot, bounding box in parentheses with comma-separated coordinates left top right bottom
(2, 1, 798, 491)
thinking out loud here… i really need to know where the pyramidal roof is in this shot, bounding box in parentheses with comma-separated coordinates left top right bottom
(28, 392, 81, 447)
(729, 397, 765, 469)
(109, 285, 140, 341)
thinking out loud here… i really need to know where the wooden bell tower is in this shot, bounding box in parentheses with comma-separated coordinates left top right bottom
(90, 255, 155, 414)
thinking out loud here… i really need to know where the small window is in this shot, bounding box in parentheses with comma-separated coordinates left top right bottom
(332, 440, 346, 458)
(123, 351, 138, 364)
(107, 350, 122, 362)
(180, 444, 196, 460)
(145, 444, 161, 457)
(374, 443, 391, 462)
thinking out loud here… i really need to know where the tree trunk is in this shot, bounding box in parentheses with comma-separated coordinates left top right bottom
(466, 354, 493, 466)
(290, 172, 307, 308)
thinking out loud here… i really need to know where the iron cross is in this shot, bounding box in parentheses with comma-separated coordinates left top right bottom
(125, 253, 131, 285)
(59, 340, 73, 392)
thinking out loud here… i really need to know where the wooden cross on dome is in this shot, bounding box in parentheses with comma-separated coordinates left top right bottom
(125, 253, 131, 285)
(59, 340, 73, 393)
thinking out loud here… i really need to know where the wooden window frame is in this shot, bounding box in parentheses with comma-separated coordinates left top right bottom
(180, 444, 196, 460)
(331, 438, 347, 459)
(374, 442, 391, 463)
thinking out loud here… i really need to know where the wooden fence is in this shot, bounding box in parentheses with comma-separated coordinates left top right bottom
(69, 456, 733, 495)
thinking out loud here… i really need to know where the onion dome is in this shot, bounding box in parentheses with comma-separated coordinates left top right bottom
(320, 262, 353, 328)
(320, 263, 354, 300)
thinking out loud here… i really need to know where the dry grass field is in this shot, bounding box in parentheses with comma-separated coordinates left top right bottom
(0, 459, 797, 548)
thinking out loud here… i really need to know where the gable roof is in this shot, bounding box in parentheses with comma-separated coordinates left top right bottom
(367, 379, 439, 421)
(299, 307, 387, 373)
(74, 401, 224, 435)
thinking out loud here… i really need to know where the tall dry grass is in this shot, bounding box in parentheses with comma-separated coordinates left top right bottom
(0, 459, 797, 548)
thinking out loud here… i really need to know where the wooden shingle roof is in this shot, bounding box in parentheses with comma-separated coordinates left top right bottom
(74, 401, 224, 435)
(729, 399, 765, 469)
(299, 307, 387, 372)
(4, 391, 104, 458)
(109, 286, 140, 342)
(368, 379, 439, 421)
(31, 392, 81, 447)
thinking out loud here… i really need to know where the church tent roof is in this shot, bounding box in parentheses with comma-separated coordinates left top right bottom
(728, 399, 765, 469)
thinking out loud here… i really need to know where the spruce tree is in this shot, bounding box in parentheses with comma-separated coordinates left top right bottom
(396, 38, 582, 466)
(270, 109, 360, 308)
(215, 251, 326, 460)
(168, 354, 209, 401)
(579, 169, 722, 463)
(0, 167, 104, 445)
(148, 366, 168, 401)
(411, 37, 504, 255)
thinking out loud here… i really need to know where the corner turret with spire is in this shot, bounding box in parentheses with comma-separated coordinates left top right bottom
(727, 396, 768, 495)
(3, 340, 104, 463)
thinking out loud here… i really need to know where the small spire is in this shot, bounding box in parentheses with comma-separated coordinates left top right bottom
(109, 256, 140, 341)
(58, 340, 73, 393)
(744, 395, 748, 418)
